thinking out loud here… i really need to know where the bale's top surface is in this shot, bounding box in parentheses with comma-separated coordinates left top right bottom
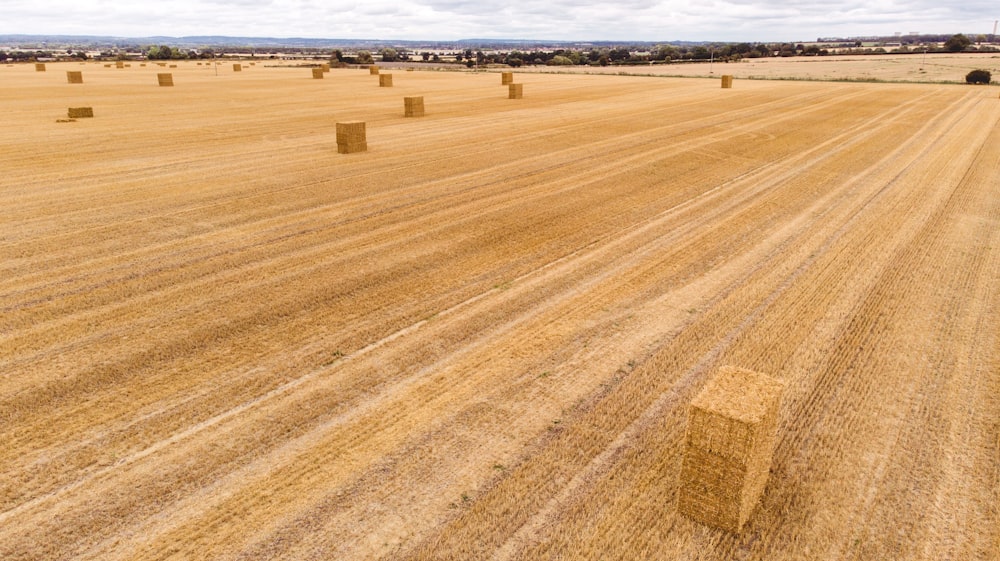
(691, 366, 783, 424)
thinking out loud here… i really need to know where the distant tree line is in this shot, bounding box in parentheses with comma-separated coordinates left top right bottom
(145, 45, 217, 60)
(339, 34, 998, 69)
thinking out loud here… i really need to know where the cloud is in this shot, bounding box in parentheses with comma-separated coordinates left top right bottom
(1, 0, 997, 41)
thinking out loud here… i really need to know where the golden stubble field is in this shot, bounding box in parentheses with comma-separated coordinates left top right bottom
(1, 61, 999, 560)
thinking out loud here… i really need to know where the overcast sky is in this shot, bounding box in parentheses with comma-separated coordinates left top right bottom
(3, 0, 998, 42)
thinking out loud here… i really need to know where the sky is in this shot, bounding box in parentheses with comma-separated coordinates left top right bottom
(2, 0, 998, 42)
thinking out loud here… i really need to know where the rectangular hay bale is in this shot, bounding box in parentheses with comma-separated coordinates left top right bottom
(336, 121, 367, 154)
(379, 74, 393, 87)
(66, 71, 84, 84)
(501, 71, 513, 85)
(233, 63, 242, 72)
(116, 61, 124, 69)
(67, 107, 94, 118)
(35, 63, 46, 71)
(403, 96, 424, 117)
(721, 75, 734, 89)
(369, 65, 380, 75)
(677, 366, 783, 533)
(157, 73, 174, 86)
(508, 83, 523, 99)
(312, 67, 325, 79)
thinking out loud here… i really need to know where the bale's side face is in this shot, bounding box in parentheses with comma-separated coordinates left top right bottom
(404, 96, 425, 117)
(67, 107, 94, 118)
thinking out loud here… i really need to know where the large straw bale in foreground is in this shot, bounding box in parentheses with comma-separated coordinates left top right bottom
(404, 96, 424, 117)
(379, 74, 393, 87)
(157, 73, 174, 86)
(508, 83, 523, 99)
(501, 71, 513, 85)
(312, 68, 325, 79)
(35, 63, 46, 71)
(66, 71, 83, 84)
(678, 366, 783, 533)
(721, 75, 734, 88)
(233, 63, 242, 72)
(336, 121, 367, 154)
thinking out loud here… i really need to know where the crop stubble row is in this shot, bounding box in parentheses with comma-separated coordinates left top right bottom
(0, 66, 997, 560)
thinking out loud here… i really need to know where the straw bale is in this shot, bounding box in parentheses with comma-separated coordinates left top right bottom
(404, 96, 425, 117)
(233, 63, 242, 72)
(369, 65, 380, 75)
(406, 67, 414, 72)
(250, 62, 256, 66)
(66, 71, 84, 84)
(157, 62, 167, 67)
(321, 63, 330, 72)
(104, 63, 112, 68)
(312, 67, 325, 79)
(336, 121, 367, 154)
(125, 64, 132, 67)
(168, 64, 176, 68)
(35, 63, 46, 71)
(678, 366, 783, 533)
(116, 61, 124, 69)
(140, 63, 147, 67)
(379, 74, 393, 87)
(67, 107, 94, 118)
(508, 83, 523, 99)
(501, 71, 513, 85)
(157, 73, 174, 86)
(197, 62, 203, 65)
(721, 75, 734, 89)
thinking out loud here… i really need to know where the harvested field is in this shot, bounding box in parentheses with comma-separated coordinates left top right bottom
(1, 62, 999, 561)
(515, 53, 1000, 84)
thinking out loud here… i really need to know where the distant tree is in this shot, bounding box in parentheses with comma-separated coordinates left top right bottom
(380, 48, 397, 62)
(732, 42, 752, 55)
(454, 52, 463, 62)
(421, 52, 430, 61)
(356, 50, 373, 64)
(945, 34, 971, 52)
(965, 69, 992, 84)
(0, 51, 7, 62)
(547, 55, 573, 65)
(607, 48, 630, 62)
(691, 46, 710, 59)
